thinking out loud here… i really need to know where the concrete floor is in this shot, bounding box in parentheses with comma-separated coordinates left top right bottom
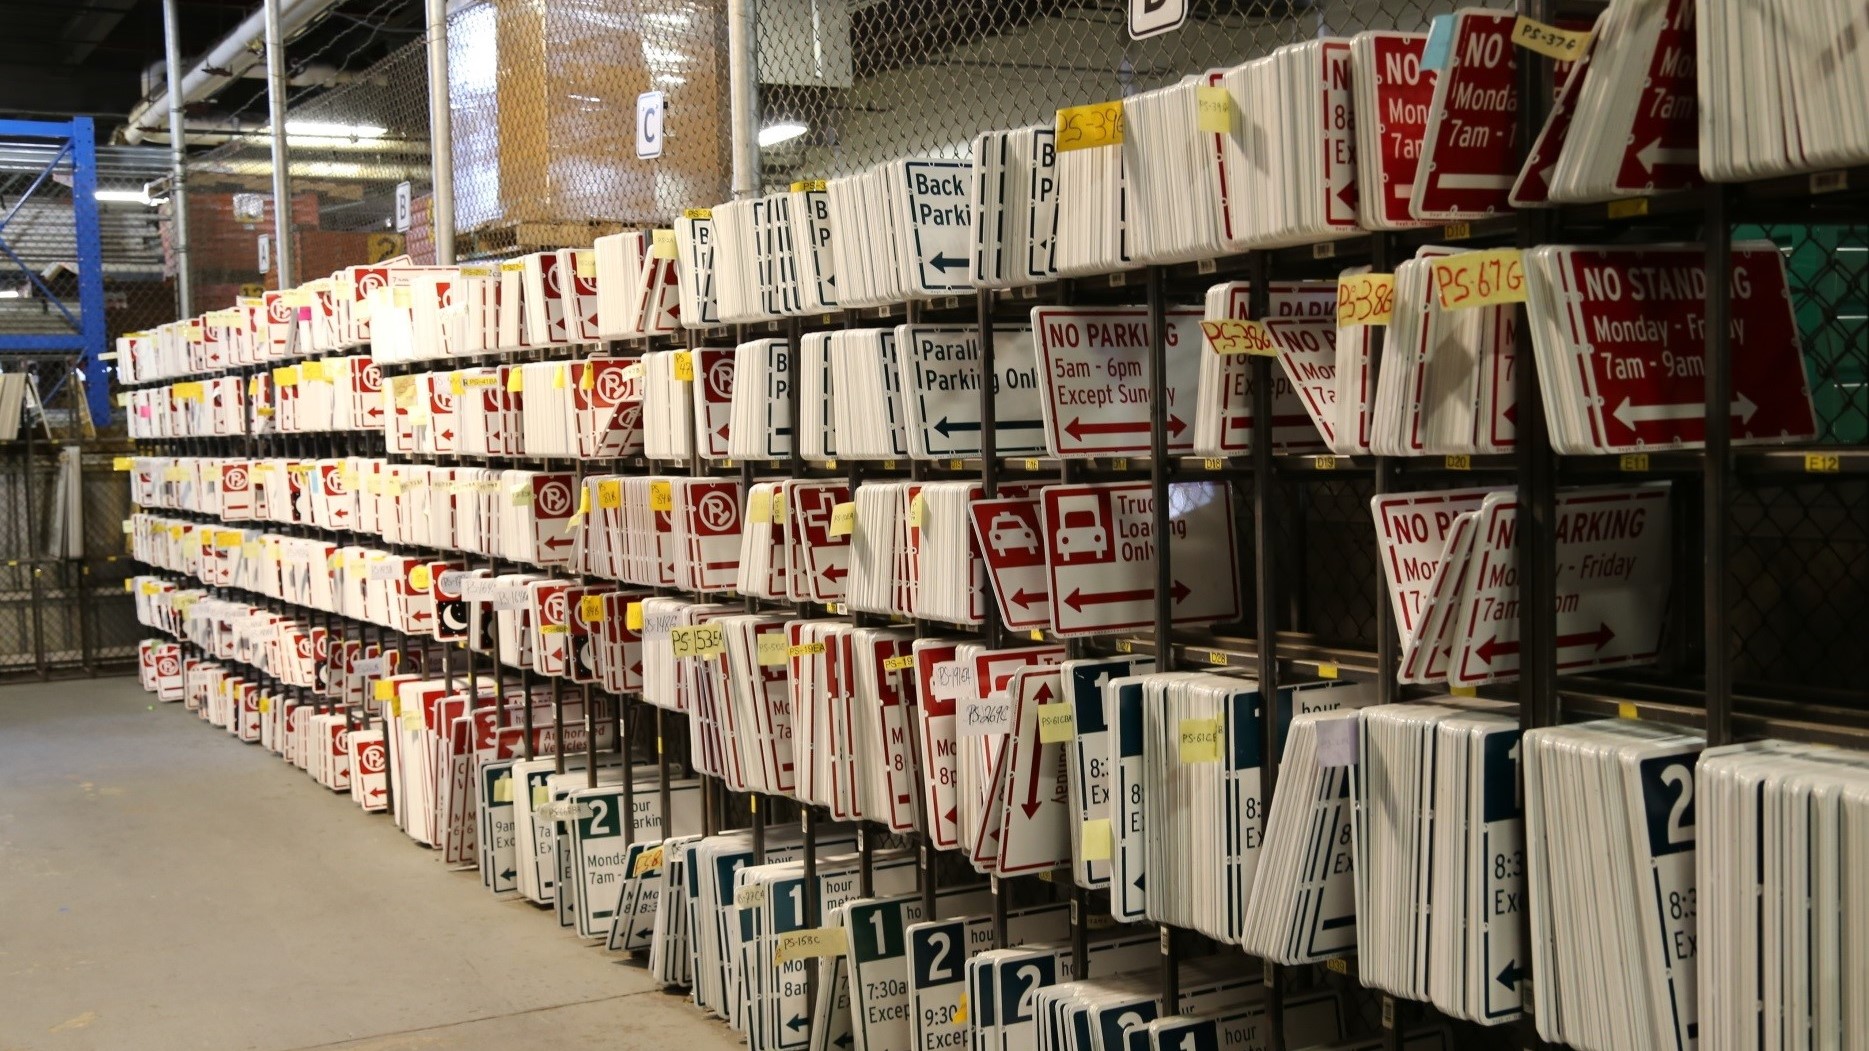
(0, 677, 743, 1051)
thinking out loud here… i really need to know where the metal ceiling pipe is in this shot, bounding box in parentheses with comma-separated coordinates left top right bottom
(424, 0, 453, 264)
(120, 0, 346, 145)
(727, 0, 759, 199)
(264, 0, 295, 286)
(161, 0, 192, 316)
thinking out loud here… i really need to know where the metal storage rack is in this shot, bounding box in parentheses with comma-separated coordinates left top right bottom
(121, 0, 1869, 1047)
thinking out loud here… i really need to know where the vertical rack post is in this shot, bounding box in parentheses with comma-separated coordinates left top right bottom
(1145, 263, 1178, 1009)
(1513, 4, 1559, 1044)
(1701, 186, 1733, 748)
(1246, 253, 1281, 1040)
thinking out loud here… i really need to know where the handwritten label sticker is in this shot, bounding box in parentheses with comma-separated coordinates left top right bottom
(1336, 273, 1396, 326)
(1432, 248, 1526, 309)
(1178, 718, 1222, 763)
(1201, 318, 1277, 356)
(1055, 100, 1124, 151)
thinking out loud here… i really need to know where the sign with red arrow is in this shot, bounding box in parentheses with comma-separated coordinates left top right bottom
(994, 668, 1072, 875)
(969, 498, 1051, 630)
(351, 729, 390, 812)
(1201, 281, 1337, 453)
(1412, 10, 1519, 219)
(1358, 32, 1439, 226)
(1032, 305, 1204, 457)
(1040, 481, 1241, 636)
(913, 640, 964, 850)
(786, 480, 853, 603)
(1527, 243, 1817, 453)
(1449, 484, 1672, 687)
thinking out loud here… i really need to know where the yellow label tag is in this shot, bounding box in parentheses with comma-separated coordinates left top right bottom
(1314, 455, 1339, 471)
(374, 679, 395, 701)
(1202, 457, 1224, 470)
(756, 633, 789, 667)
(672, 351, 695, 382)
(578, 365, 594, 391)
(1318, 662, 1340, 680)
(774, 927, 849, 965)
(173, 381, 206, 401)
(1207, 650, 1229, 667)
(598, 480, 623, 509)
(1337, 273, 1396, 326)
(142, 580, 161, 595)
(907, 493, 924, 528)
(788, 642, 826, 658)
(1512, 15, 1593, 59)
(789, 180, 828, 193)
(649, 481, 673, 512)
(1617, 701, 1639, 720)
(1056, 100, 1124, 151)
(954, 994, 968, 1026)
(574, 250, 596, 280)
(450, 371, 465, 396)
(1080, 818, 1114, 861)
(883, 654, 916, 672)
(259, 698, 272, 714)
(1804, 453, 1841, 474)
(113, 456, 134, 471)
(633, 844, 665, 876)
(1620, 453, 1650, 472)
(299, 360, 328, 382)
(1450, 685, 1477, 697)
(215, 529, 242, 547)
(493, 777, 513, 803)
(771, 491, 787, 522)
(124, 578, 134, 592)
(1606, 197, 1649, 220)
(553, 365, 567, 390)
(579, 595, 605, 622)
(500, 260, 526, 273)
(1201, 318, 1277, 356)
(505, 369, 523, 393)
(670, 624, 726, 659)
(650, 229, 677, 259)
(463, 374, 499, 389)
(1432, 248, 1527, 310)
(1037, 704, 1075, 743)
(828, 501, 857, 538)
(626, 602, 644, 630)
(273, 365, 300, 388)
(683, 207, 715, 220)
(1178, 718, 1222, 763)
(748, 489, 772, 524)
(1195, 85, 1234, 134)
(1029, 629, 1045, 641)
(1445, 454, 1473, 471)
(402, 711, 424, 731)
(531, 785, 549, 808)
(409, 565, 432, 591)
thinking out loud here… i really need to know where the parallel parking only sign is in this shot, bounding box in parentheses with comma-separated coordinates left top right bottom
(1040, 481, 1240, 636)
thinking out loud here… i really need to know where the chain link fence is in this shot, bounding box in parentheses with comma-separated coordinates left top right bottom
(181, 38, 433, 307)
